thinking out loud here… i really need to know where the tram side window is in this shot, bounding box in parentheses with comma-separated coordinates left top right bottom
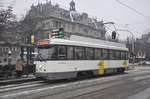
(67, 46, 74, 60)
(58, 46, 67, 60)
(74, 47, 84, 60)
(121, 51, 126, 60)
(51, 46, 58, 60)
(85, 48, 94, 60)
(126, 52, 129, 60)
(109, 50, 116, 60)
(95, 48, 101, 60)
(116, 51, 121, 60)
(102, 49, 109, 59)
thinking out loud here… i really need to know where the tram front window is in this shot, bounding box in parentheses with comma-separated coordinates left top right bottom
(36, 45, 67, 61)
(36, 46, 56, 61)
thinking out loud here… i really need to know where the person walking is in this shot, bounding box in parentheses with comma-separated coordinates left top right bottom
(15, 59, 24, 77)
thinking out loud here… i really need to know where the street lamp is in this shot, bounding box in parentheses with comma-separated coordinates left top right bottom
(8, 50, 12, 65)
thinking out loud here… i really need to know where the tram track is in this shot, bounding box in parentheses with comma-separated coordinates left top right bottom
(68, 75, 150, 99)
(0, 70, 150, 99)
(0, 68, 145, 86)
(0, 81, 47, 96)
(0, 77, 38, 86)
(0, 76, 120, 99)
(0, 80, 44, 90)
(38, 72, 150, 99)
(0, 74, 123, 96)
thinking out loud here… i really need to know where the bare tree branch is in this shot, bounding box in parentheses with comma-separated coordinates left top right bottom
(0, 6, 21, 42)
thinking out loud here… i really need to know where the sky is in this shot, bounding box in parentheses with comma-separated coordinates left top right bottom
(2, 0, 150, 40)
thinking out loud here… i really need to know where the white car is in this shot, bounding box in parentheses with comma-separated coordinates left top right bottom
(145, 61, 150, 65)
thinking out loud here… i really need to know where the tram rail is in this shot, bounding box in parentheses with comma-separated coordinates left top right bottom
(0, 71, 150, 99)
(0, 77, 37, 86)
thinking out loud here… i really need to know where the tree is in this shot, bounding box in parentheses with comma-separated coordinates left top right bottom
(0, 6, 22, 42)
(21, 16, 47, 44)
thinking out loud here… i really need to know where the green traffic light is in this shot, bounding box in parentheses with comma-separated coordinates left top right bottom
(58, 28, 64, 38)
(112, 31, 116, 39)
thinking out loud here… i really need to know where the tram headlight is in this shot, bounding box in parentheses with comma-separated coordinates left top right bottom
(39, 65, 43, 72)
(36, 62, 45, 72)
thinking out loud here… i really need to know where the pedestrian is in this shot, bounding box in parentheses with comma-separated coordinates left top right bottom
(15, 59, 24, 77)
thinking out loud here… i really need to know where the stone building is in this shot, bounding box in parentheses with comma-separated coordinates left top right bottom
(24, 0, 106, 42)
(0, 41, 21, 66)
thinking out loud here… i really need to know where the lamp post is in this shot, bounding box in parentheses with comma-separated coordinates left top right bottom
(8, 50, 12, 65)
(7, 50, 12, 78)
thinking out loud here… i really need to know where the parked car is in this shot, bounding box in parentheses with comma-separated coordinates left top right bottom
(145, 61, 150, 65)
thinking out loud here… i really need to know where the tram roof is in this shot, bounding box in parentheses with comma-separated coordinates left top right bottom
(40, 38, 128, 51)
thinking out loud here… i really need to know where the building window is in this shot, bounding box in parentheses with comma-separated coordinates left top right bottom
(53, 20, 61, 28)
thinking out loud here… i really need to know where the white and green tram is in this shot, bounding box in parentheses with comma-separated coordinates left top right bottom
(35, 37, 128, 80)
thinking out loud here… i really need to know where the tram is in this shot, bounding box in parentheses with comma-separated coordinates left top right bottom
(35, 37, 128, 80)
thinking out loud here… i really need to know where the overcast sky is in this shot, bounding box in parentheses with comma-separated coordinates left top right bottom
(2, 0, 150, 39)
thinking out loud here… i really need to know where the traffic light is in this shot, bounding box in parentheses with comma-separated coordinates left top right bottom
(58, 28, 64, 38)
(130, 52, 135, 58)
(112, 31, 116, 39)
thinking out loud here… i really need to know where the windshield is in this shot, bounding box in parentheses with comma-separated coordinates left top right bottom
(35, 45, 67, 61)
(36, 46, 56, 61)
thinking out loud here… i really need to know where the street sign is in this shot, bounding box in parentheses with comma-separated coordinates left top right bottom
(52, 28, 65, 38)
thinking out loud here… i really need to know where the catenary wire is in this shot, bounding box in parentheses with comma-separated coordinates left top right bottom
(115, 0, 150, 20)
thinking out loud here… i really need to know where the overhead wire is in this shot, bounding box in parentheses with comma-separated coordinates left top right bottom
(115, 0, 150, 20)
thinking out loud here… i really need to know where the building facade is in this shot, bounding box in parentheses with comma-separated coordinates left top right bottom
(0, 41, 21, 66)
(24, 0, 106, 42)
